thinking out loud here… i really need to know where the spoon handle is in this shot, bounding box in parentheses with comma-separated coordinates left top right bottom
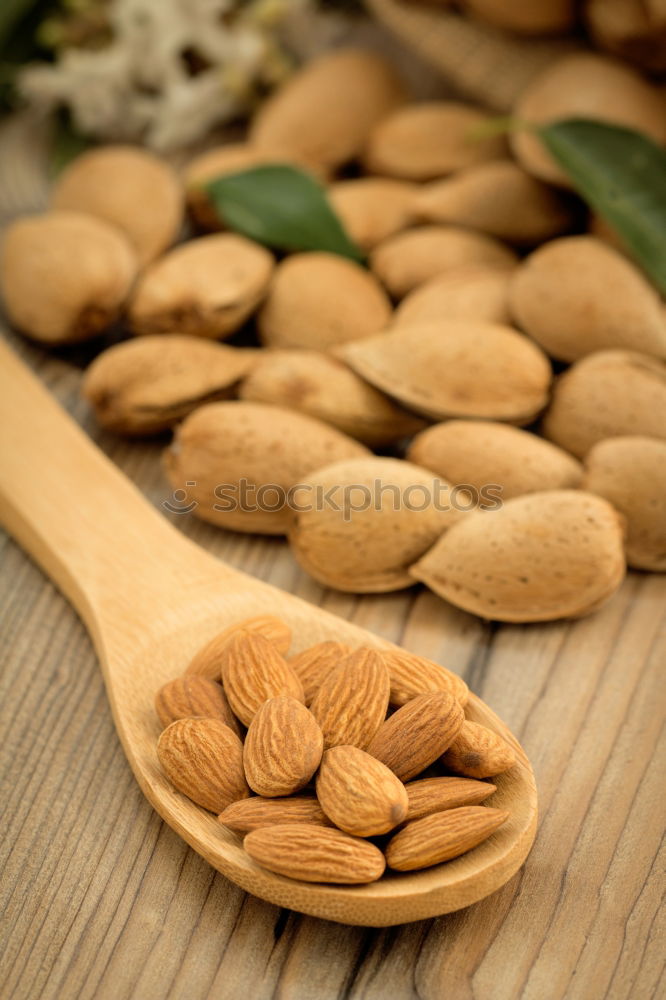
(0, 338, 211, 633)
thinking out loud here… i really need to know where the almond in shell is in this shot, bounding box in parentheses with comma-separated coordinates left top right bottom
(51, 144, 183, 266)
(328, 177, 418, 250)
(220, 630, 304, 726)
(257, 252, 392, 351)
(249, 47, 406, 171)
(157, 717, 249, 813)
(83, 335, 257, 435)
(288, 641, 353, 705)
(219, 795, 330, 833)
(541, 350, 666, 458)
(385, 806, 509, 871)
(412, 490, 626, 622)
(341, 321, 551, 424)
(316, 745, 409, 836)
(309, 647, 390, 750)
(244, 823, 386, 884)
(583, 435, 666, 571)
(164, 400, 368, 534)
(243, 697, 323, 796)
(414, 160, 574, 245)
(393, 264, 514, 327)
(370, 225, 517, 299)
(154, 675, 239, 734)
(509, 236, 666, 362)
(186, 616, 292, 678)
(239, 350, 425, 446)
(129, 233, 274, 339)
(441, 721, 517, 778)
(407, 420, 583, 500)
(404, 776, 497, 822)
(367, 691, 464, 781)
(362, 102, 507, 180)
(288, 457, 459, 593)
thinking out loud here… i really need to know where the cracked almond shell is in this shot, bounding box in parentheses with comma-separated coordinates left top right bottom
(129, 233, 274, 339)
(393, 264, 514, 327)
(407, 420, 583, 500)
(511, 54, 666, 186)
(541, 350, 666, 458)
(249, 47, 406, 171)
(164, 400, 368, 534)
(370, 225, 517, 299)
(239, 349, 425, 446)
(288, 457, 458, 593)
(83, 335, 258, 435)
(341, 320, 551, 423)
(362, 102, 507, 180)
(51, 145, 183, 266)
(510, 236, 666, 362)
(257, 252, 392, 351)
(411, 490, 626, 622)
(583, 435, 666, 571)
(414, 160, 575, 245)
(0, 211, 137, 344)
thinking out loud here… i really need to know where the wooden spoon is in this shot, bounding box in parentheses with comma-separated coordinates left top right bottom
(0, 339, 537, 926)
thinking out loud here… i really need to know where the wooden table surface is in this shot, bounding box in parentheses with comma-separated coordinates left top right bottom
(0, 115, 665, 1000)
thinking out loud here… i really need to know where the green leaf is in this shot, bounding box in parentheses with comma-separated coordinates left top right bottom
(538, 118, 666, 295)
(205, 164, 364, 263)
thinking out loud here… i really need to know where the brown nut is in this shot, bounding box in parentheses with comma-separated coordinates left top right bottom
(362, 102, 507, 180)
(583, 435, 666, 571)
(83, 335, 257, 435)
(51, 145, 183, 267)
(327, 177, 418, 251)
(411, 490, 626, 622)
(511, 53, 666, 186)
(182, 143, 327, 230)
(459, 0, 575, 34)
(0, 211, 137, 344)
(257, 252, 392, 350)
(407, 420, 583, 500)
(510, 236, 666, 363)
(541, 350, 666, 458)
(239, 349, 425, 446)
(250, 47, 406, 172)
(164, 400, 369, 534)
(585, 0, 666, 73)
(414, 161, 575, 245)
(341, 320, 551, 423)
(393, 264, 514, 327)
(370, 225, 517, 299)
(129, 233, 274, 339)
(288, 457, 459, 593)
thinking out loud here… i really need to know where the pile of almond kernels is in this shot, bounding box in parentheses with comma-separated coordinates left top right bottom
(155, 615, 515, 884)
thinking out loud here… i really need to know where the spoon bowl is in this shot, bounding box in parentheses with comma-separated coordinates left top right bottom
(0, 339, 537, 926)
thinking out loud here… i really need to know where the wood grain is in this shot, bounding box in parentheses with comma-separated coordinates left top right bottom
(1, 117, 665, 997)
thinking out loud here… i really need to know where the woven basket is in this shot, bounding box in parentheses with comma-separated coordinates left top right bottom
(366, 0, 578, 110)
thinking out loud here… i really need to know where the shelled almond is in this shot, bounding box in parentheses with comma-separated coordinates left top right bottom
(154, 617, 515, 885)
